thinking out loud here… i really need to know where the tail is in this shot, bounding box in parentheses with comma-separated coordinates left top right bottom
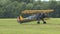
(20, 16, 23, 21)
(17, 16, 24, 23)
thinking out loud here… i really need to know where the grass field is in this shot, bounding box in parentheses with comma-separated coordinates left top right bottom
(0, 18, 60, 34)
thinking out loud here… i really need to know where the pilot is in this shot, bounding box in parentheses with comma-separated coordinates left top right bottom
(36, 13, 46, 24)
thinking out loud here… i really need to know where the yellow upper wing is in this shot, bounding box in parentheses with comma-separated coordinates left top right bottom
(22, 10, 54, 14)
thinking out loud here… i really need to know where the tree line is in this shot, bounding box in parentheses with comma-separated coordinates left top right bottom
(0, 0, 60, 18)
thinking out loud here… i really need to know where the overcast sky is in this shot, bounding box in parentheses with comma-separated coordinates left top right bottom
(35, 0, 60, 1)
(56, 0, 60, 1)
(41, 0, 49, 1)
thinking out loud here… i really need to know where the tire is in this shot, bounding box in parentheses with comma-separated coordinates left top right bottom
(43, 22, 46, 24)
(37, 22, 40, 24)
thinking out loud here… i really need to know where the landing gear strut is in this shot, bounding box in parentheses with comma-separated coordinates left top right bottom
(37, 22, 40, 24)
(43, 22, 46, 24)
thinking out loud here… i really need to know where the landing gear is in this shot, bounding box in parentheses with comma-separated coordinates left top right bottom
(37, 21, 46, 24)
(37, 19, 47, 24)
(43, 22, 46, 24)
(42, 19, 46, 24)
(37, 22, 40, 24)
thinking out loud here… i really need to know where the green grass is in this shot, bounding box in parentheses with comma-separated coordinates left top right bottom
(0, 18, 60, 34)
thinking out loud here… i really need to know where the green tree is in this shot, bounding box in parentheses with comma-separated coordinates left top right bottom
(26, 3, 33, 10)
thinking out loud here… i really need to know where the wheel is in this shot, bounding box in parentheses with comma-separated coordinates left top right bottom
(43, 22, 46, 24)
(37, 22, 40, 24)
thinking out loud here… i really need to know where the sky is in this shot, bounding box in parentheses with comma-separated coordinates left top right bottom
(41, 0, 49, 1)
(56, 0, 60, 1)
(35, 0, 60, 1)
(35, 0, 49, 1)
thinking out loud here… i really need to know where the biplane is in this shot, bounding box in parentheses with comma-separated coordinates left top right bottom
(17, 10, 54, 24)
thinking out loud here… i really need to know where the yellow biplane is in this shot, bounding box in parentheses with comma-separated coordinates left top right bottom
(17, 10, 54, 24)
